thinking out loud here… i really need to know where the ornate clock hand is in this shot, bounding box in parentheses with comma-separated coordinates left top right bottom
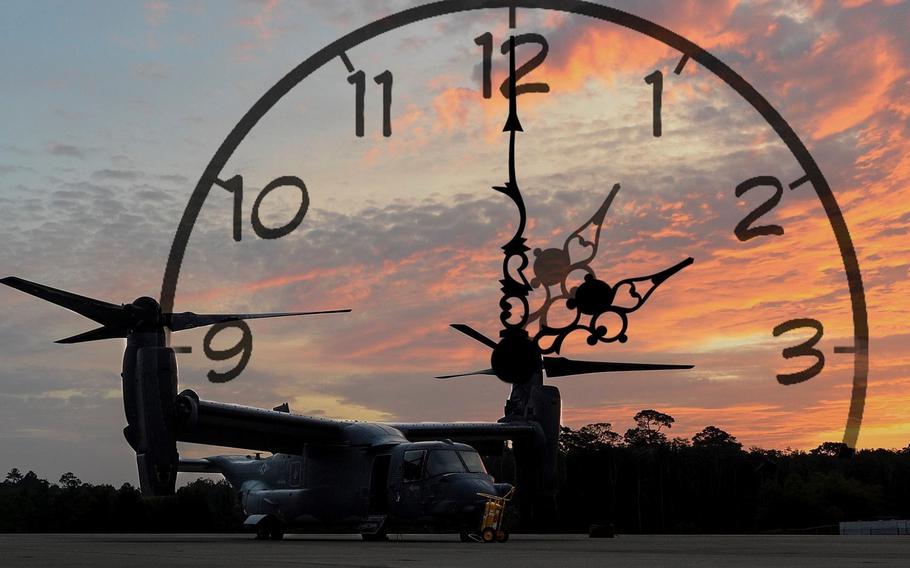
(527, 183, 621, 329)
(493, 33, 532, 333)
(605, 256, 695, 314)
(482, 33, 542, 385)
(532, 256, 695, 353)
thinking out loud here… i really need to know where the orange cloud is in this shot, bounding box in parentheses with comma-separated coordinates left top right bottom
(433, 87, 477, 130)
(809, 38, 902, 139)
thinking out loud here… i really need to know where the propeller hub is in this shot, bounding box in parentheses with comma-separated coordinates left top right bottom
(491, 331, 541, 384)
(126, 296, 162, 328)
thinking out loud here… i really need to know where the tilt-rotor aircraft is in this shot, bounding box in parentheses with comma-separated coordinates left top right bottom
(1, 275, 691, 541)
(2, 30, 695, 542)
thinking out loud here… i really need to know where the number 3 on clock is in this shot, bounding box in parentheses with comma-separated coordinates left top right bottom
(773, 318, 825, 385)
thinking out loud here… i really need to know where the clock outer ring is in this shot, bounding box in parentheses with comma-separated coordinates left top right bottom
(160, 0, 869, 448)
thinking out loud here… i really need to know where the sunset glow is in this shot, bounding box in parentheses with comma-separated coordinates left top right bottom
(1, 1, 907, 484)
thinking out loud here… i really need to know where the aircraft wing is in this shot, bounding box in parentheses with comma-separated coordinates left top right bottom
(175, 391, 540, 455)
(386, 421, 541, 451)
(176, 394, 348, 454)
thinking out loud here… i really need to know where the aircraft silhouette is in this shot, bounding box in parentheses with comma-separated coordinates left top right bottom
(1, 276, 690, 540)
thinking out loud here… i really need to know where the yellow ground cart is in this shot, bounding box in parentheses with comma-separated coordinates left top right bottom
(473, 487, 515, 543)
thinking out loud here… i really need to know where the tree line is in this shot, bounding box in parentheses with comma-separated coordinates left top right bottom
(0, 472, 243, 533)
(1, 409, 908, 533)
(552, 410, 910, 533)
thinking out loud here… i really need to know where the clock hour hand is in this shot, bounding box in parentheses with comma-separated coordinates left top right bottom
(530, 256, 693, 350)
(608, 256, 694, 314)
(650, 256, 695, 286)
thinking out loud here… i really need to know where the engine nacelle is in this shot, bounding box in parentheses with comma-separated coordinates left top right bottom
(126, 341, 178, 496)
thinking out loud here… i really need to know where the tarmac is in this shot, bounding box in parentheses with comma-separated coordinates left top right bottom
(2, 533, 909, 567)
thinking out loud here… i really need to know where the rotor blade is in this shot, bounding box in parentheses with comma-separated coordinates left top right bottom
(435, 368, 496, 379)
(166, 309, 351, 332)
(543, 356, 693, 378)
(1, 276, 126, 326)
(56, 326, 128, 344)
(449, 324, 497, 349)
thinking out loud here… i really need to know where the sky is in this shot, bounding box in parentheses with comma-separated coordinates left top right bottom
(0, 0, 908, 486)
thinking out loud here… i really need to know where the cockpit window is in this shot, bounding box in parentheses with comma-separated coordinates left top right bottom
(402, 450, 426, 482)
(426, 450, 467, 477)
(458, 450, 487, 474)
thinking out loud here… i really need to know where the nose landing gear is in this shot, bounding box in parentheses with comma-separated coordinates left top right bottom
(246, 514, 284, 540)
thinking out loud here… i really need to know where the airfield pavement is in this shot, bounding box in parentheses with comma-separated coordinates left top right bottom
(1, 533, 909, 567)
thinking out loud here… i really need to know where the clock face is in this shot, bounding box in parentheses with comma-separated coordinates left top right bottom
(161, 1, 867, 450)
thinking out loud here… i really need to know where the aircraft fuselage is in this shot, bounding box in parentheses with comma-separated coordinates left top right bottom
(204, 439, 510, 535)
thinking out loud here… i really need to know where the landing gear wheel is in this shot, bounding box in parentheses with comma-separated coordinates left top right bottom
(254, 518, 283, 541)
(481, 528, 496, 543)
(495, 529, 509, 543)
(362, 532, 389, 541)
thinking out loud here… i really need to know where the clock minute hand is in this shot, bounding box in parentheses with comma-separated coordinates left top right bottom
(503, 34, 523, 185)
(493, 33, 533, 333)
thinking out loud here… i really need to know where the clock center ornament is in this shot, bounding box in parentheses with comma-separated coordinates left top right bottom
(485, 36, 694, 385)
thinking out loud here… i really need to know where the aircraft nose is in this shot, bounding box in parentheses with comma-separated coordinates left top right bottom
(459, 478, 508, 510)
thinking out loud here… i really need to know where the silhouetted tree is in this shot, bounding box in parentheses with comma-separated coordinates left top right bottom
(692, 426, 742, 450)
(580, 423, 622, 448)
(624, 410, 675, 448)
(634, 409, 675, 431)
(669, 436, 691, 450)
(20, 471, 48, 490)
(624, 427, 668, 447)
(559, 426, 588, 454)
(561, 423, 622, 454)
(58, 472, 81, 490)
(811, 442, 850, 457)
(4, 469, 23, 484)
